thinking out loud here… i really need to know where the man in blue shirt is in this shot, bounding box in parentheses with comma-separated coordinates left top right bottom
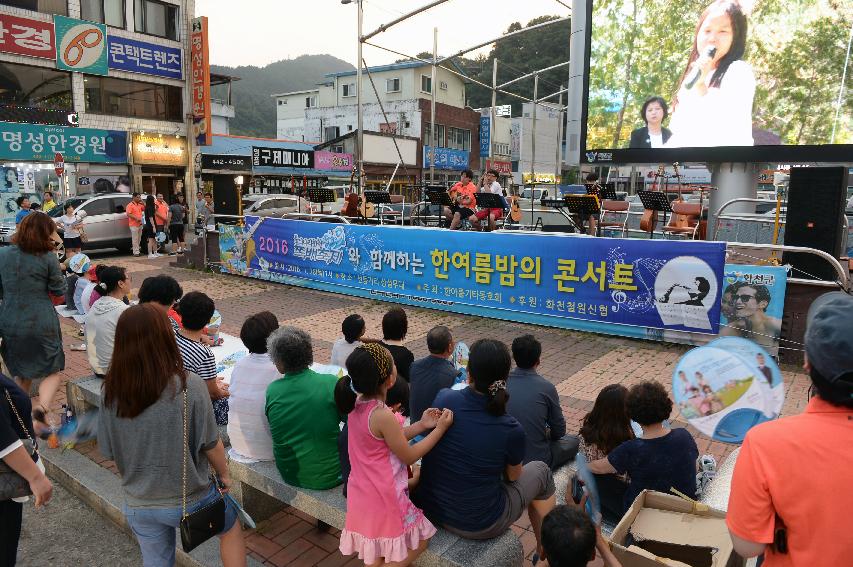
(408, 326, 458, 420)
(506, 334, 579, 469)
(14, 196, 31, 225)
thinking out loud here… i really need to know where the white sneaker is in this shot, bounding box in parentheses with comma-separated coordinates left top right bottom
(148, 253, 157, 259)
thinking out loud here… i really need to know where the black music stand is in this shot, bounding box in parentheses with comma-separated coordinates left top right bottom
(564, 195, 601, 234)
(425, 189, 453, 227)
(363, 190, 394, 224)
(637, 190, 672, 239)
(474, 192, 507, 210)
(307, 187, 337, 214)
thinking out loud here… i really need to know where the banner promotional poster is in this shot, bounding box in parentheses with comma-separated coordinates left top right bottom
(220, 219, 726, 338)
(53, 16, 108, 75)
(190, 17, 211, 146)
(718, 264, 787, 355)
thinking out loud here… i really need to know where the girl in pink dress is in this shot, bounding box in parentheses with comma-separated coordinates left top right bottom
(335, 343, 454, 566)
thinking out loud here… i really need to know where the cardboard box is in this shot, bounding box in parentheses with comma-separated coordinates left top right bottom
(609, 490, 745, 567)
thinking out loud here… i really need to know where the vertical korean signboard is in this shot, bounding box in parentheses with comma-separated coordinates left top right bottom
(190, 17, 211, 146)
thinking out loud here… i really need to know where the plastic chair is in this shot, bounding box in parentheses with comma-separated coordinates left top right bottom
(663, 201, 702, 239)
(599, 199, 630, 237)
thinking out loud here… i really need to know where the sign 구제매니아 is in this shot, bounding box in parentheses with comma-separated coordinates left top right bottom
(252, 146, 314, 169)
(108, 35, 182, 80)
(54, 16, 108, 76)
(0, 13, 55, 59)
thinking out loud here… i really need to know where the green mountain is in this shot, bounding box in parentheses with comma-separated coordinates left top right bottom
(211, 55, 354, 138)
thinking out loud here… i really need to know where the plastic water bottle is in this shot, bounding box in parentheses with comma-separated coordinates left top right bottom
(60, 404, 67, 427)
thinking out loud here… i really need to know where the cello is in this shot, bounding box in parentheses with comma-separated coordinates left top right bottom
(640, 164, 665, 232)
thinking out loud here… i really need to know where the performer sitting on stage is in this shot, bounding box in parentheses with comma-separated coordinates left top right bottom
(444, 169, 480, 230)
(474, 169, 506, 232)
(665, 0, 755, 148)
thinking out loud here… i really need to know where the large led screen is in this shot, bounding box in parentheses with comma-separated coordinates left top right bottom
(582, 0, 853, 163)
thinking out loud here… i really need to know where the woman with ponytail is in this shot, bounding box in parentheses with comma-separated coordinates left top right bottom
(413, 339, 556, 558)
(84, 266, 130, 377)
(336, 343, 453, 566)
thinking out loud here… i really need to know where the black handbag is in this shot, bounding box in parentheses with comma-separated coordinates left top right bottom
(0, 389, 37, 501)
(178, 388, 225, 552)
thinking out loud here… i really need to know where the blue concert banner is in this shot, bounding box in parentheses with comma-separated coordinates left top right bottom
(220, 219, 726, 337)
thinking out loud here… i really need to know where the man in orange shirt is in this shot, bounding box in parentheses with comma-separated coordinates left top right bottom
(126, 192, 145, 256)
(443, 169, 481, 230)
(726, 291, 853, 566)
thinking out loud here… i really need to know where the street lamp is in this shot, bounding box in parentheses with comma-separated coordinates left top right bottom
(341, 0, 363, 197)
(234, 175, 245, 226)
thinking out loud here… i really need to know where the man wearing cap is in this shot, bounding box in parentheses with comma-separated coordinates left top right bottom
(726, 292, 853, 565)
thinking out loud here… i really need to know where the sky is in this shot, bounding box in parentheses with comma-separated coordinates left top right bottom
(195, 0, 571, 68)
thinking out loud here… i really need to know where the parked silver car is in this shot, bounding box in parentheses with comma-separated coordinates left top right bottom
(49, 193, 133, 252)
(242, 194, 311, 218)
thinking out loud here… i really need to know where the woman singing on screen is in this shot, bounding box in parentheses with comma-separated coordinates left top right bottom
(629, 97, 672, 148)
(666, 0, 755, 148)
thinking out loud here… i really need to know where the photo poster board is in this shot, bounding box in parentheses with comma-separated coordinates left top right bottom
(219, 219, 727, 344)
(673, 335, 784, 444)
(581, 0, 853, 164)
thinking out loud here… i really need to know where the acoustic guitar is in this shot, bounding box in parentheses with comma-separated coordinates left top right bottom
(508, 195, 522, 223)
(669, 163, 695, 229)
(341, 193, 360, 217)
(639, 164, 665, 232)
(359, 196, 375, 219)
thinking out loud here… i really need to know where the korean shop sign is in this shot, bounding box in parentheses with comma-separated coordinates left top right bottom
(54, 16, 108, 76)
(132, 133, 188, 166)
(108, 35, 182, 80)
(0, 13, 55, 59)
(0, 121, 127, 163)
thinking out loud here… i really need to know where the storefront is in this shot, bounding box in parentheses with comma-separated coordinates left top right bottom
(131, 133, 189, 200)
(0, 120, 128, 221)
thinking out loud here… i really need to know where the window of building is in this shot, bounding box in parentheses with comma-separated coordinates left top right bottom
(439, 81, 448, 91)
(342, 83, 355, 98)
(278, 100, 285, 106)
(0, 63, 72, 110)
(81, 0, 124, 28)
(0, 0, 67, 14)
(305, 95, 317, 108)
(386, 78, 401, 93)
(323, 126, 339, 142)
(420, 75, 432, 94)
(423, 123, 445, 147)
(84, 75, 182, 121)
(134, 0, 179, 40)
(447, 127, 471, 151)
(331, 144, 344, 153)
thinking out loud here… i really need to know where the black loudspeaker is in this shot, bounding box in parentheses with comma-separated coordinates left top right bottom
(782, 166, 849, 281)
(541, 224, 575, 233)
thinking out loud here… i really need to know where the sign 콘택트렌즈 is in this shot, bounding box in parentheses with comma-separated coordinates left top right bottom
(107, 35, 182, 80)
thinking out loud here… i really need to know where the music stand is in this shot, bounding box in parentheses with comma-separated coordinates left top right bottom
(474, 192, 506, 210)
(307, 187, 337, 214)
(424, 190, 453, 227)
(637, 190, 672, 239)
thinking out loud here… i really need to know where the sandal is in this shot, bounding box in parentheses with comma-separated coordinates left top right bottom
(31, 406, 51, 439)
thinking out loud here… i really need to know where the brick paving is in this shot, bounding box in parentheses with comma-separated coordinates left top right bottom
(43, 252, 812, 567)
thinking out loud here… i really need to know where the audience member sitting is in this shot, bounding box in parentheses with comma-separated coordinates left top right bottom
(137, 274, 184, 319)
(330, 314, 366, 368)
(587, 381, 698, 512)
(80, 264, 106, 314)
(409, 326, 457, 421)
(174, 292, 230, 427)
(414, 339, 556, 557)
(506, 334, 579, 470)
(577, 384, 634, 524)
(227, 311, 280, 462)
(380, 307, 414, 381)
(85, 266, 130, 377)
(73, 262, 95, 316)
(338, 366, 411, 496)
(727, 292, 853, 564)
(541, 505, 621, 567)
(266, 326, 342, 489)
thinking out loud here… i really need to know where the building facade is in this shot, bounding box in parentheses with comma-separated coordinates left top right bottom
(0, 0, 199, 222)
(511, 102, 562, 186)
(274, 60, 481, 187)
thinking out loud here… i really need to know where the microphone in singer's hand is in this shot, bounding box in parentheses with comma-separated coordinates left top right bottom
(684, 46, 718, 89)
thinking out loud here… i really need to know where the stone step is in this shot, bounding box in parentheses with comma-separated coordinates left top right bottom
(41, 446, 263, 567)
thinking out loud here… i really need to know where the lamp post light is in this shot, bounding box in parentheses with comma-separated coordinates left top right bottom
(234, 175, 245, 226)
(341, 0, 363, 196)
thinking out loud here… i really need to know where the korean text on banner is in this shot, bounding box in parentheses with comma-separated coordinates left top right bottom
(0, 13, 55, 59)
(108, 35, 182, 80)
(252, 146, 314, 169)
(190, 16, 211, 146)
(220, 220, 727, 337)
(0, 121, 127, 163)
(718, 264, 787, 355)
(423, 146, 470, 171)
(479, 115, 490, 157)
(53, 16, 108, 75)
